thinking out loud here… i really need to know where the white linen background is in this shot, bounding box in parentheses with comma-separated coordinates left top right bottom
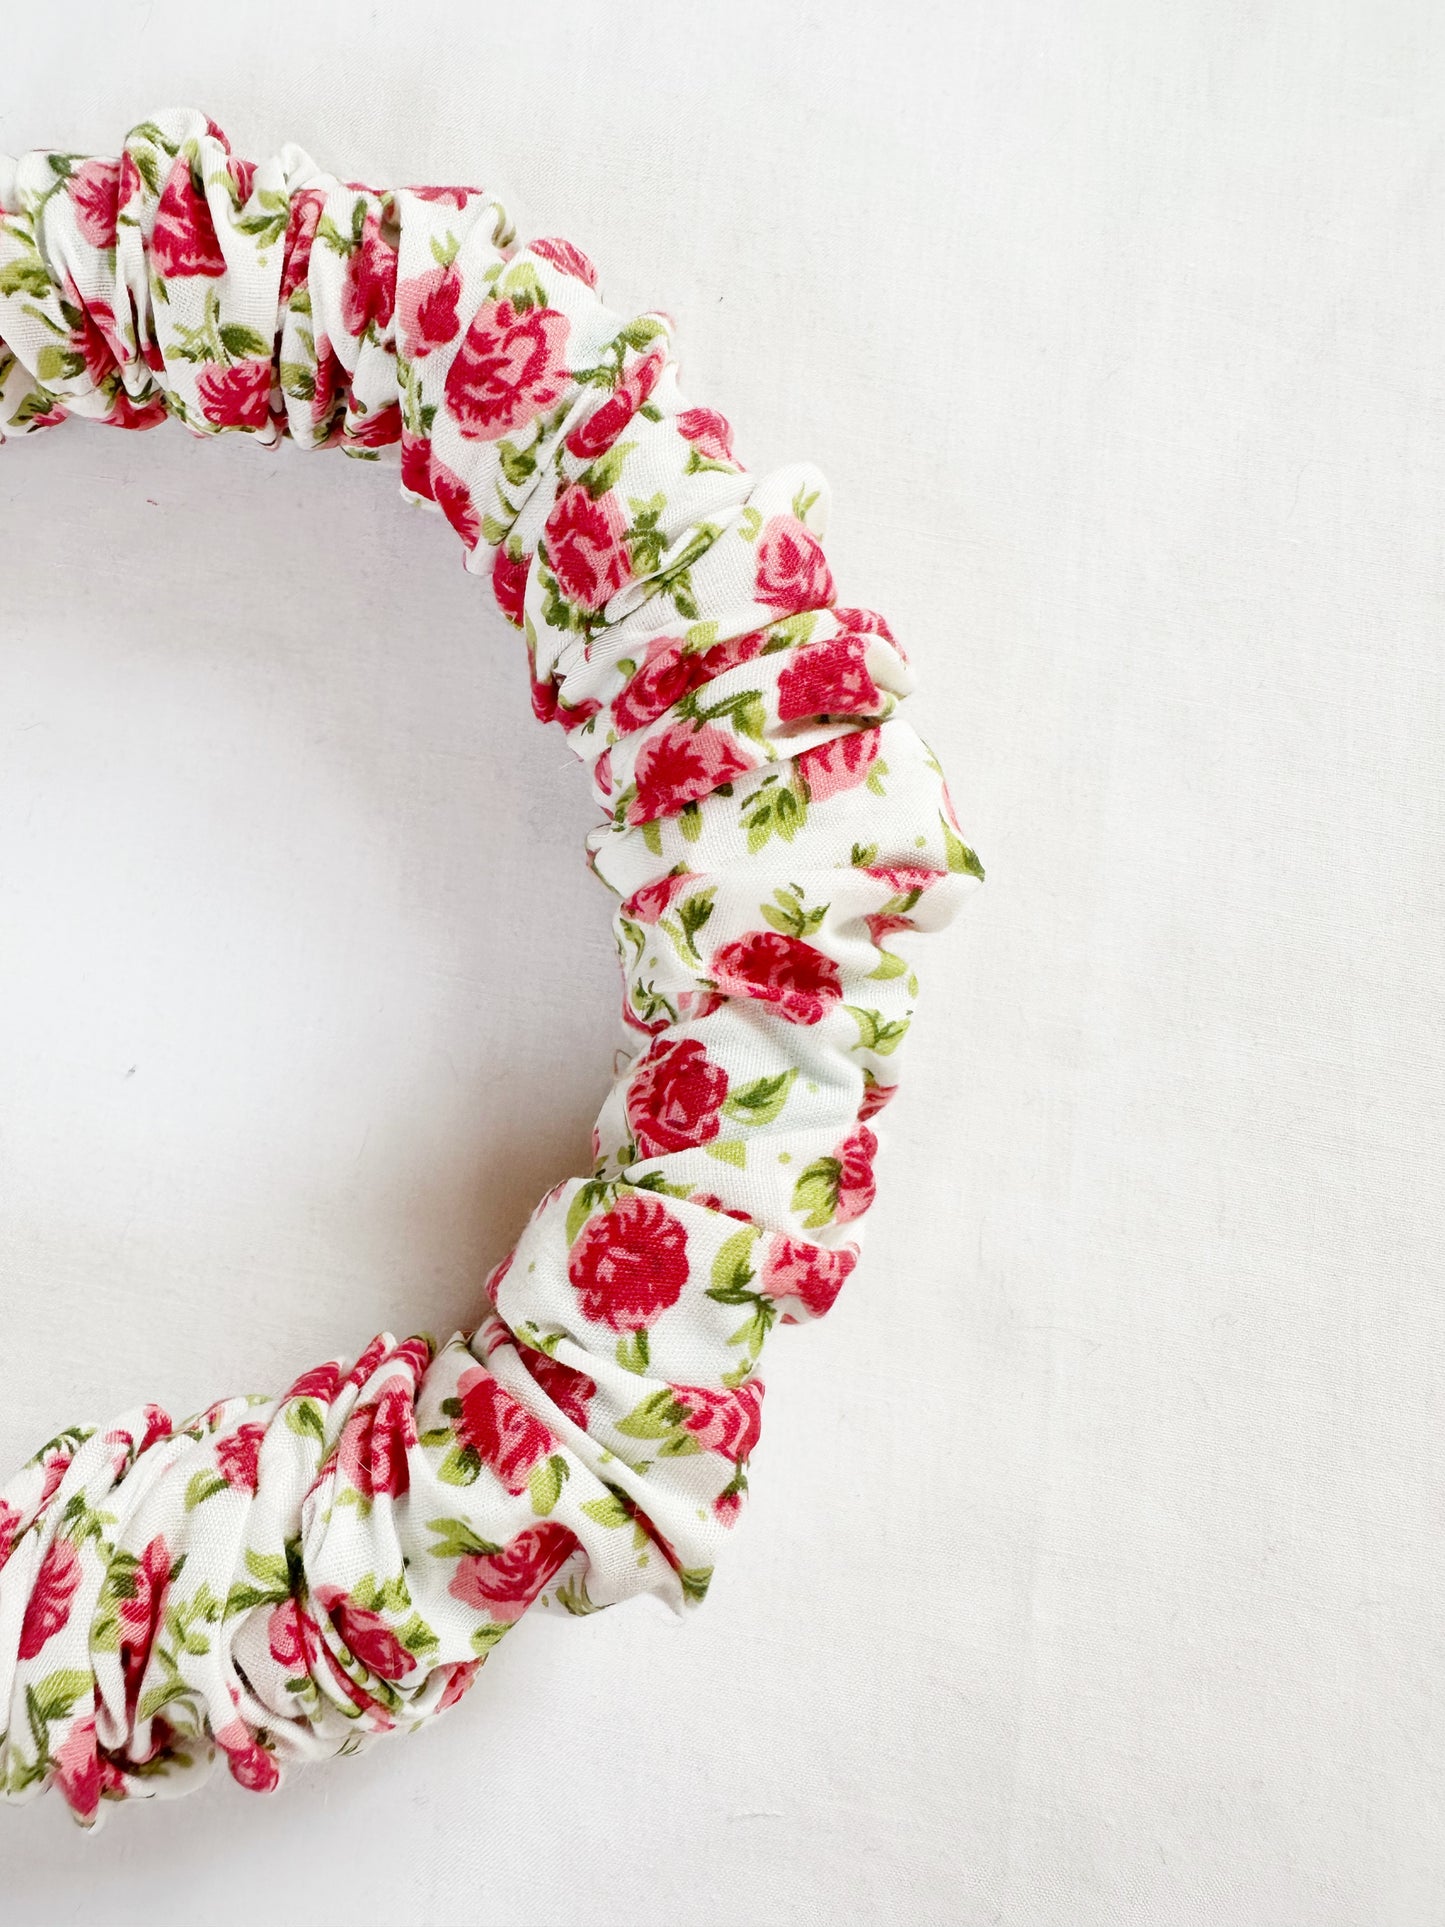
(1, 1, 1441, 1920)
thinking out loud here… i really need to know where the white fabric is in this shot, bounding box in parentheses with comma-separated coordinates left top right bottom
(0, 0, 1441, 1918)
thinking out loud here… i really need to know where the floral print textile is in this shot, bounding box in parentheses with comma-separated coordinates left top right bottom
(0, 111, 982, 1822)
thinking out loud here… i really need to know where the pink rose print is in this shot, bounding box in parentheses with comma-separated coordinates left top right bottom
(151, 156, 227, 279)
(754, 513, 835, 614)
(454, 1367, 554, 1495)
(0, 1497, 20, 1570)
(520, 1349, 596, 1429)
(435, 1657, 482, 1710)
(279, 187, 325, 303)
(544, 482, 632, 611)
(17, 1535, 81, 1660)
(565, 347, 664, 461)
(444, 296, 571, 440)
(858, 1077, 898, 1122)
(215, 1719, 280, 1793)
(52, 1716, 102, 1823)
(216, 1420, 266, 1492)
(492, 543, 529, 627)
(340, 209, 397, 339)
(197, 357, 272, 429)
(777, 634, 881, 722)
(626, 1036, 730, 1158)
(68, 159, 120, 248)
(612, 630, 763, 736)
(430, 458, 481, 548)
(629, 721, 751, 824)
(268, 1595, 319, 1674)
(621, 868, 695, 924)
(568, 1192, 689, 1332)
(760, 1235, 858, 1320)
(672, 1380, 764, 1460)
(400, 429, 433, 499)
(118, 1535, 175, 1717)
(677, 406, 734, 462)
(448, 1522, 580, 1620)
(406, 184, 483, 207)
(397, 264, 462, 359)
(284, 1360, 343, 1404)
(796, 725, 880, 802)
(337, 1381, 415, 1500)
(321, 1588, 414, 1681)
(39, 1447, 72, 1505)
(710, 930, 843, 1026)
(530, 235, 598, 287)
(346, 400, 402, 449)
(834, 1125, 878, 1223)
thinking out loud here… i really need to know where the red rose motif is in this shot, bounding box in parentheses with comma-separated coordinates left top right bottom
(69, 159, 120, 248)
(834, 1125, 878, 1223)
(397, 264, 462, 359)
(340, 210, 397, 339)
(118, 1535, 174, 1716)
(216, 1719, 280, 1793)
(611, 634, 708, 734)
(530, 235, 597, 287)
(337, 1381, 415, 1499)
(710, 929, 843, 1026)
(629, 721, 751, 824)
(444, 296, 571, 441)
(68, 296, 119, 390)
(568, 1191, 689, 1332)
(152, 157, 226, 279)
(776, 634, 881, 722)
(621, 869, 695, 924)
(400, 429, 433, 499)
(109, 389, 169, 432)
(321, 1589, 414, 1681)
(626, 1037, 730, 1158)
(492, 544, 529, 627)
(215, 1420, 266, 1492)
(858, 1078, 897, 1122)
(197, 357, 272, 429)
(753, 514, 835, 614)
(0, 1497, 20, 1571)
(430, 458, 480, 547)
(268, 1595, 319, 1673)
(39, 1447, 72, 1504)
(52, 1716, 102, 1823)
(565, 348, 664, 460)
(448, 1522, 579, 1621)
(521, 1349, 596, 1429)
(346, 400, 402, 449)
(865, 910, 914, 947)
(796, 726, 880, 802)
(18, 1535, 81, 1659)
(760, 1235, 858, 1319)
(677, 406, 734, 462)
(285, 1360, 343, 1404)
(279, 187, 325, 303)
(454, 1367, 554, 1495)
(544, 482, 632, 611)
(673, 1379, 764, 1460)
(436, 1657, 482, 1710)
(407, 184, 483, 207)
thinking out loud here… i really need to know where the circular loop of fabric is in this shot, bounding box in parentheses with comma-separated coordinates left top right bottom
(0, 109, 983, 1823)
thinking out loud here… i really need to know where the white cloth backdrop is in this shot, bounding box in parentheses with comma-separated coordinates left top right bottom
(1, 3, 1440, 1920)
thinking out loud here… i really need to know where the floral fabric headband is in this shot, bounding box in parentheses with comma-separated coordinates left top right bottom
(0, 109, 981, 1824)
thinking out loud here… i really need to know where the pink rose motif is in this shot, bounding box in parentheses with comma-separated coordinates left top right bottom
(492, 544, 529, 627)
(310, 337, 348, 434)
(544, 482, 632, 612)
(67, 294, 119, 390)
(340, 210, 397, 339)
(0, 1497, 20, 1571)
(337, 1381, 415, 1500)
(108, 390, 169, 432)
(834, 1125, 878, 1223)
(444, 296, 571, 440)
(858, 1077, 897, 1122)
(435, 1657, 482, 1710)
(626, 1037, 730, 1158)
(448, 1522, 580, 1620)
(397, 263, 462, 359)
(215, 1719, 280, 1793)
(279, 187, 325, 302)
(621, 869, 695, 925)
(796, 726, 880, 802)
(710, 930, 843, 1026)
(216, 1420, 266, 1492)
(454, 1367, 554, 1495)
(611, 634, 709, 734)
(406, 184, 483, 207)
(320, 1588, 414, 1681)
(520, 1349, 596, 1429)
(18, 1535, 81, 1660)
(39, 1447, 73, 1505)
(629, 721, 751, 824)
(196, 357, 272, 430)
(672, 1380, 764, 1460)
(568, 1192, 689, 1332)
(400, 429, 433, 499)
(52, 1716, 102, 1823)
(530, 235, 598, 287)
(268, 1595, 319, 1674)
(753, 514, 835, 614)
(151, 157, 226, 279)
(430, 458, 481, 548)
(565, 348, 665, 461)
(284, 1360, 343, 1404)
(677, 406, 734, 463)
(118, 1535, 174, 1717)
(346, 400, 402, 449)
(760, 1234, 858, 1320)
(68, 159, 120, 248)
(777, 634, 881, 722)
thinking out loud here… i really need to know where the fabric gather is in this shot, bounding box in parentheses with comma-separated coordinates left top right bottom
(0, 109, 983, 1823)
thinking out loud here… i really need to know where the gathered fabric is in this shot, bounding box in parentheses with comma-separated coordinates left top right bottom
(0, 109, 982, 1823)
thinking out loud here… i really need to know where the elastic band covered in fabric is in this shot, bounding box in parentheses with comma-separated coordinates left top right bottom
(0, 110, 982, 1823)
